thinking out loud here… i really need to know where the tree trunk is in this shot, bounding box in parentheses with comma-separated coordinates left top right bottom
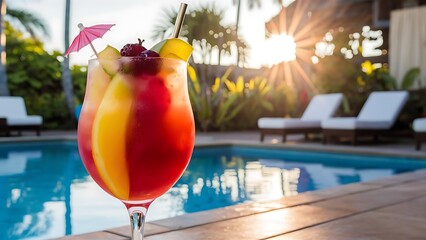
(235, 0, 241, 67)
(61, 0, 75, 120)
(0, 0, 9, 96)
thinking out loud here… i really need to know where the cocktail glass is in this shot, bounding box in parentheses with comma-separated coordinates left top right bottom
(77, 57, 195, 239)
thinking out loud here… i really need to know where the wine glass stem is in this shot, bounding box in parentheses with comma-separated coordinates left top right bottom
(129, 207, 147, 240)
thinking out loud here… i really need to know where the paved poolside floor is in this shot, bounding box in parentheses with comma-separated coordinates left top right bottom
(3, 130, 426, 239)
(54, 170, 426, 240)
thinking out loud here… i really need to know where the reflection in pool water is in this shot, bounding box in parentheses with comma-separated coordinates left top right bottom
(0, 142, 425, 239)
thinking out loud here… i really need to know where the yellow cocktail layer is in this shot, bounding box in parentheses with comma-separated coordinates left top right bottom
(92, 73, 132, 200)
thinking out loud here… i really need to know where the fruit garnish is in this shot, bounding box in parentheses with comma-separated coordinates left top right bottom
(120, 38, 147, 56)
(140, 49, 160, 58)
(98, 45, 121, 76)
(150, 38, 193, 62)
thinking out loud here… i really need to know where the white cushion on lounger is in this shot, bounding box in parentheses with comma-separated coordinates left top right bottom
(258, 118, 320, 129)
(301, 93, 344, 120)
(321, 117, 392, 130)
(413, 118, 426, 132)
(322, 91, 409, 130)
(357, 91, 408, 126)
(7, 116, 43, 126)
(258, 93, 343, 129)
(0, 97, 28, 117)
(0, 97, 43, 126)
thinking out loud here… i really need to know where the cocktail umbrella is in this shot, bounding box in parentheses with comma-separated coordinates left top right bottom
(65, 23, 115, 57)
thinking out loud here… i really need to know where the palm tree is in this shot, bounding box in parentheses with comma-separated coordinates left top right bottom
(6, 7, 49, 39)
(61, 0, 74, 121)
(152, 5, 247, 66)
(0, 0, 50, 96)
(0, 0, 8, 95)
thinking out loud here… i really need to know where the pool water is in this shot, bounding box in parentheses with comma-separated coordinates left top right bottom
(1, 142, 425, 239)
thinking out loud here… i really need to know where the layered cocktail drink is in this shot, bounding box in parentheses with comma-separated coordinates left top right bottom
(78, 57, 194, 202)
(71, 4, 194, 238)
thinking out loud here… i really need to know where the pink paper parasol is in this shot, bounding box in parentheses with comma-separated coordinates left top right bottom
(65, 23, 115, 57)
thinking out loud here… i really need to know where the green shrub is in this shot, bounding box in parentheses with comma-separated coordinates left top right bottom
(71, 65, 88, 105)
(187, 65, 273, 131)
(6, 22, 87, 129)
(226, 76, 273, 130)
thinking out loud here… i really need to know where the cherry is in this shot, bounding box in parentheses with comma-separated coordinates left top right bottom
(140, 50, 160, 58)
(120, 39, 147, 56)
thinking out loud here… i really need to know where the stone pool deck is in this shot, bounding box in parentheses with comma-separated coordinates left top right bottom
(56, 169, 426, 240)
(3, 130, 426, 239)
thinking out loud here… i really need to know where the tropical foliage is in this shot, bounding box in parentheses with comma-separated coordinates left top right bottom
(312, 24, 419, 114)
(6, 23, 85, 129)
(356, 61, 421, 92)
(0, 3, 51, 96)
(187, 65, 273, 131)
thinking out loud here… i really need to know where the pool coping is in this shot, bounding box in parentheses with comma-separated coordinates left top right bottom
(1, 135, 425, 159)
(196, 140, 426, 159)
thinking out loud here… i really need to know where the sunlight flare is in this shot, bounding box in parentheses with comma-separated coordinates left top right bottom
(264, 34, 296, 66)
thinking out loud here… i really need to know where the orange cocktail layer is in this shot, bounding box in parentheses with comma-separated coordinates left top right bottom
(78, 58, 195, 201)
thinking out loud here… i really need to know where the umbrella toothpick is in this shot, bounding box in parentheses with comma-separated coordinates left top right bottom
(89, 43, 99, 58)
(78, 23, 99, 58)
(65, 23, 114, 57)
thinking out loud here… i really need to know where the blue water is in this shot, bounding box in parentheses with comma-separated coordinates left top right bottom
(1, 142, 425, 239)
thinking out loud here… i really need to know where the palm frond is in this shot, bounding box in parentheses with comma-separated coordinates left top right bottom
(150, 8, 178, 41)
(6, 7, 50, 39)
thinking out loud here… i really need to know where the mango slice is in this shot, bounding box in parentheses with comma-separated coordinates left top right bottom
(150, 38, 193, 62)
(92, 73, 132, 200)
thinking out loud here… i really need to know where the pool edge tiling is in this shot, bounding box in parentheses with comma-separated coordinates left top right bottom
(2, 135, 425, 159)
(54, 169, 426, 240)
(196, 140, 426, 159)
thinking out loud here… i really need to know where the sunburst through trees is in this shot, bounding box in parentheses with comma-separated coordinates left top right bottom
(264, 0, 371, 94)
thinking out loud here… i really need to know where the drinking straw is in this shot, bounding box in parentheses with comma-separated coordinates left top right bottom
(171, 3, 188, 38)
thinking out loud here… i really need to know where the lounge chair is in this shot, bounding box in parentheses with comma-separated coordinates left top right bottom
(257, 93, 343, 142)
(0, 96, 43, 136)
(321, 91, 409, 145)
(413, 118, 426, 150)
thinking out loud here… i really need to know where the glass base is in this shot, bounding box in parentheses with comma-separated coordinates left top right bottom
(122, 200, 153, 240)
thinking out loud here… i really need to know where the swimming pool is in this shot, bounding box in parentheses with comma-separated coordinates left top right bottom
(1, 141, 425, 239)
